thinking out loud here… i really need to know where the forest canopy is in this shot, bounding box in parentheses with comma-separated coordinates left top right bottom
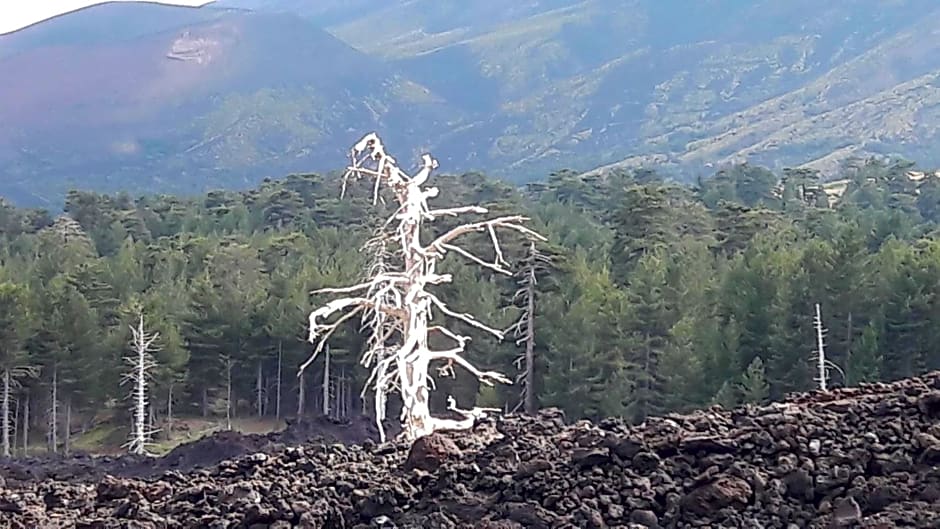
(0, 157, 939, 450)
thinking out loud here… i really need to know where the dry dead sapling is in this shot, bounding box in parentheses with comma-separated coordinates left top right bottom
(813, 303, 845, 391)
(2, 366, 37, 458)
(122, 313, 160, 455)
(504, 241, 553, 415)
(299, 133, 544, 441)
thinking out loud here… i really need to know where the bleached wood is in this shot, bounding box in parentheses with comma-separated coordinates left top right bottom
(506, 242, 552, 414)
(122, 313, 160, 456)
(49, 366, 57, 453)
(2, 365, 37, 457)
(300, 133, 543, 441)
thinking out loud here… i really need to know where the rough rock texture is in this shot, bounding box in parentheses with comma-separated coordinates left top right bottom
(0, 414, 387, 487)
(5, 373, 940, 528)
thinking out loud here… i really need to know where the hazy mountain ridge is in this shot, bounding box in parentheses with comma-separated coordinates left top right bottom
(313, 0, 940, 178)
(4, 0, 940, 205)
(0, 3, 458, 205)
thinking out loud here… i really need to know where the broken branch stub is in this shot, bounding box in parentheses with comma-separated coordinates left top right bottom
(300, 133, 545, 442)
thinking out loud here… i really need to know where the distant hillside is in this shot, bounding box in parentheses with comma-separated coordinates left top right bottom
(6, 0, 940, 205)
(0, 2, 454, 206)
(229, 0, 940, 176)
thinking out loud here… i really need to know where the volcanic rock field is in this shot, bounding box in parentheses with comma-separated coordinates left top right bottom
(4, 374, 940, 528)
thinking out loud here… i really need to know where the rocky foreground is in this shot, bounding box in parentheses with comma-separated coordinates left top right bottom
(5, 375, 940, 528)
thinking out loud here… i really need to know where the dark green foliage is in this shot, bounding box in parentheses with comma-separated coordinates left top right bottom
(0, 159, 938, 433)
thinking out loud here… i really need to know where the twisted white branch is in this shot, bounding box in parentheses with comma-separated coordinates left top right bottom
(301, 133, 543, 441)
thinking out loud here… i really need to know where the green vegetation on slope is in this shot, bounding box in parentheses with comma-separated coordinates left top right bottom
(0, 156, 939, 454)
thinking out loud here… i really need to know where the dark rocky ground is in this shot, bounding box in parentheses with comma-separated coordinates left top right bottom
(4, 374, 940, 528)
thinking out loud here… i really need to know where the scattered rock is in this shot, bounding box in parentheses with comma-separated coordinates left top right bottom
(832, 497, 862, 525)
(682, 475, 753, 515)
(3, 372, 940, 527)
(404, 433, 460, 472)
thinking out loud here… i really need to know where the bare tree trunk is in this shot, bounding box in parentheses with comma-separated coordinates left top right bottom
(846, 312, 853, 385)
(22, 393, 29, 456)
(124, 313, 160, 455)
(524, 272, 536, 415)
(815, 303, 828, 391)
(275, 342, 282, 420)
(166, 382, 174, 438)
(300, 133, 542, 441)
(322, 345, 330, 417)
(297, 372, 305, 422)
(345, 369, 352, 420)
(345, 370, 352, 419)
(225, 356, 233, 431)
(49, 367, 57, 454)
(2, 369, 10, 457)
(11, 390, 18, 454)
(256, 359, 263, 418)
(64, 397, 71, 456)
(337, 368, 345, 420)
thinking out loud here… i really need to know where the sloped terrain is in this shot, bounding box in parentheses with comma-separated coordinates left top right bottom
(0, 2, 455, 205)
(4, 372, 940, 527)
(8, 1, 940, 205)
(230, 0, 940, 179)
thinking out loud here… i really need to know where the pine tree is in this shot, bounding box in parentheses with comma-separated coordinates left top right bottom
(739, 357, 770, 404)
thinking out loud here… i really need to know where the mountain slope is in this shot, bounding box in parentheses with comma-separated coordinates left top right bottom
(313, 0, 940, 178)
(6, 1, 940, 205)
(0, 3, 455, 205)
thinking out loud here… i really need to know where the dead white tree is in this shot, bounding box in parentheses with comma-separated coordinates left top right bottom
(299, 133, 544, 442)
(2, 366, 37, 457)
(122, 313, 160, 455)
(224, 355, 234, 431)
(48, 367, 58, 453)
(505, 241, 552, 415)
(21, 392, 29, 456)
(275, 341, 283, 420)
(813, 303, 845, 391)
(321, 344, 330, 416)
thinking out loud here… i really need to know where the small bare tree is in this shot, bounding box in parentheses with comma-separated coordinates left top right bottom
(300, 133, 544, 441)
(48, 367, 58, 453)
(122, 313, 160, 455)
(505, 241, 552, 415)
(813, 303, 845, 391)
(2, 366, 37, 457)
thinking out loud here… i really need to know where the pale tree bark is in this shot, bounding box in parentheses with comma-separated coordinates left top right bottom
(64, 397, 71, 456)
(299, 133, 544, 442)
(11, 391, 18, 454)
(275, 342, 282, 420)
(2, 370, 10, 458)
(322, 345, 330, 417)
(816, 303, 827, 391)
(225, 355, 233, 431)
(2, 365, 37, 457)
(22, 393, 29, 456)
(122, 313, 160, 455)
(256, 359, 263, 418)
(49, 366, 57, 453)
(505, 242, 552, 415)
(296, 372, 305, 421)
(166, 382, 174, 438)
(814, 303, 845, 391)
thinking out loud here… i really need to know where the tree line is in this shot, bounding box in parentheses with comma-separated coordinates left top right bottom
(0, 157, 938, 454)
